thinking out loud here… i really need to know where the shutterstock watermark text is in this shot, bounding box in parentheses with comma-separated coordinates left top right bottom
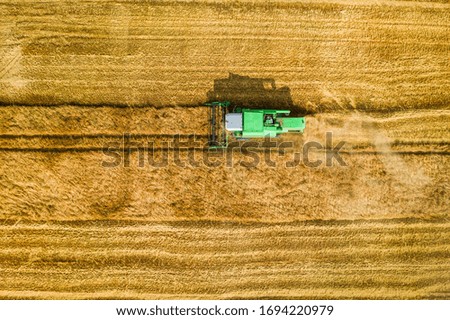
(101, 132, 346, 168)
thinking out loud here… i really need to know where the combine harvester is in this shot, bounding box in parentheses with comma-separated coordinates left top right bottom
(206, 101, 306, 148)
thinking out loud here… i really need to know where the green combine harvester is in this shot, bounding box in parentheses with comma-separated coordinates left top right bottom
(206, 101, 306, 148)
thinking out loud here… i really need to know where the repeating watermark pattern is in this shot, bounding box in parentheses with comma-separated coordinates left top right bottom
(102, 132, 347, 168)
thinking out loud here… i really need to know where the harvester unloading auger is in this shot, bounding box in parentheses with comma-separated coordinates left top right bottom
(206, 101, 306, 148)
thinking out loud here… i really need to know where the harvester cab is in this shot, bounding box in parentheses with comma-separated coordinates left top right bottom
(206, 101, 305, 148)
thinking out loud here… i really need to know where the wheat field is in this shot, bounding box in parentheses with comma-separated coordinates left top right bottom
(1, 0, 449, 110)
(0, 219, 449, 299)
(0, 0, 449, 299)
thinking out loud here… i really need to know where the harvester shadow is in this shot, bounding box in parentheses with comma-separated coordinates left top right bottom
(207, 73, 309, 116)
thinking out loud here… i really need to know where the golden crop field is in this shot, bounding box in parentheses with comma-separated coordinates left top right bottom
(0, 0, 449, 299)
(0, 220, 449, 299)
(1, 0, 449, 110)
